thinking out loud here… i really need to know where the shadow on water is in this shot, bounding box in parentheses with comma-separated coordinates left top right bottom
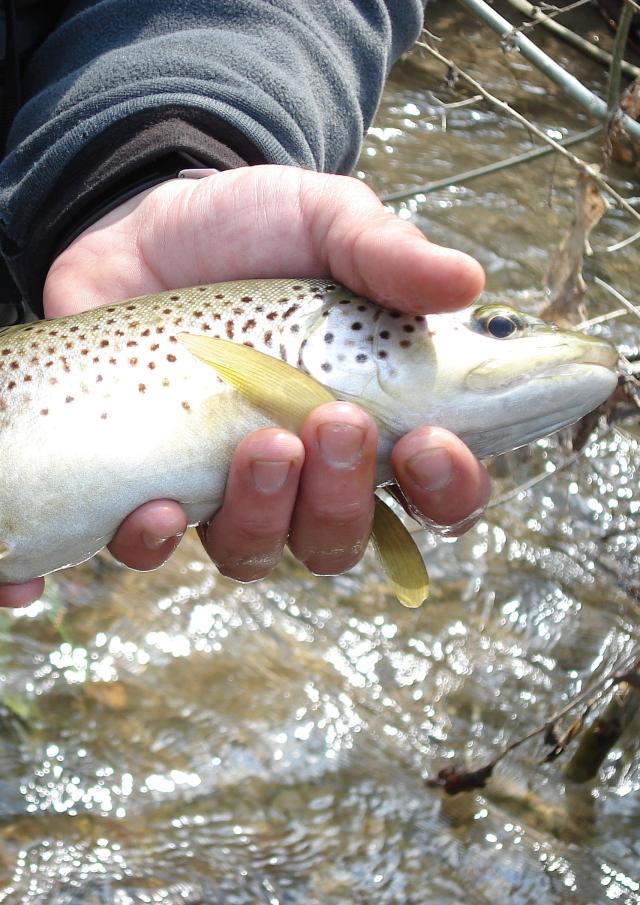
(1, 2, 640, 902)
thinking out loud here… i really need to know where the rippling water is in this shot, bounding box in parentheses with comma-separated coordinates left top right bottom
(1, 3, 640, 903)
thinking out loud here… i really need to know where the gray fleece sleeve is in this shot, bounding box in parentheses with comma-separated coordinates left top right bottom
(0, 0, 426, 313)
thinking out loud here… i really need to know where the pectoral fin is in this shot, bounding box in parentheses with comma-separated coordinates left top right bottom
(179, 333, 429, 607)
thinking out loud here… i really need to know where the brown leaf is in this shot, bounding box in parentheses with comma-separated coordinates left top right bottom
(425, 762, 494, 796)
(542, 170, 607, 327)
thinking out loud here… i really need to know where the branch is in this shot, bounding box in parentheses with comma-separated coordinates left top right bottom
(457, 0, 640, 140)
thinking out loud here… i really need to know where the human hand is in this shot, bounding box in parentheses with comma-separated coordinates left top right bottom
(3, 165, 489, 605)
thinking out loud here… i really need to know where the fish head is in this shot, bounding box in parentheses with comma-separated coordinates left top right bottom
(343, 302, 618, 459)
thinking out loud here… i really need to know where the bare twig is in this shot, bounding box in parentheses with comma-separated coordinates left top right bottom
(594, 276, 640, 321)
(416, 40, 640, 229)
(607, 0, 635, 112)
(381, 126, 602, 203)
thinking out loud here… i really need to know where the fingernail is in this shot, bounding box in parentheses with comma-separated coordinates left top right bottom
(251, 459, 291, 493)
(317, 423, 366, 468)
(406, 447, 453, 491)
(142, 532, 181, 550)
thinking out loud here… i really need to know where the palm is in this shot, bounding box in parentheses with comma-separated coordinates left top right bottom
(0, 165, 490, 607)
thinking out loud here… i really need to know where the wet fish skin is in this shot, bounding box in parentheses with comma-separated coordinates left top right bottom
(0, 278, 618, 583)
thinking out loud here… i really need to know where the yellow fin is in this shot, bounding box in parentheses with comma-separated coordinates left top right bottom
(179, 332, 429, 608)
(371, 497, 429, 608)
(178, 334, 334, 431)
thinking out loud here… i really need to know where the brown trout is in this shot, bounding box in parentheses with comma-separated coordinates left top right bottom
(0, 278, 617, 596)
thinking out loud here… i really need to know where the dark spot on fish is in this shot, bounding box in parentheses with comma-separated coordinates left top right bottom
(50, 330, 58, 337)
(243, 318, 256, 332)
(324, 332, 334, 343)
(355, 354, 368, 363)
(142, 328, 151, 337)
(129, 357, 138, 366)
(148, 362, 156, 370)
(194, 311, 203, 318)
(47, 347, 55, 355)
(101, 413, 107, 420)
(351, 322, 362, 331)
(96, 375, 103, 382)
(9, 361, 18, 370)
(264, 330, 272, 346)
(23, 374, 31, 382)
(322, 310, 330, 318)
(266, 311, 278, 321)
(255, 305, 264, 313)
(400, 340, 412, 348)
(106, 308, 116, 313)
(127, 340, 137, 347)
(389, 311, 401, 319)
(292, 285, 303, 291)
(109, 357, 116, 365)
(81, 349, 89, 356)
(278, 297, 290, 304)
(279, 343, 287, 362)
(358, 305, 367, 312)
(213, 312, 221, 321)
(65, 342, 73, 350)
(243, 340, 254, 348)
(199, 287, 207, 292)
(1, 349, 10, 355)
(325, 284, 336, 291)
(156, 326, 165, 335)
(100, 340, 109, 348)
(107, 318, 115, 325)
(169, 335, 178, 343)
(182, 401, 191, 411)
(45, 361, 53, 368)
(339, 299, 350, 305)
(233, 307, 243, 316)
(291, 324, 300, 334)
(116, 330, 125, 337)
(226, 321, 234, 339)
(241, 296, 253, 303)
(70, 326, 79, 333)
(126, 305, 137, 311)
(378, 350, 388, 359)
(61, 357, 70, 373)
(48, 377, 57, 385)
(65, 395, 74, 403)
(30, 342, 39, 350)
(129, 321, 139, 329)
(40, 408, 48, 416)
(173, 318, 183, 327)
(139, 383, 146, 393)
(163, 308, 172, 315)
(202, 324, 211, 331)
(403, 324, 415, 333)
(92, 356, 99, 364)
(150, 343, 159, 351)
(215, 293, 224, 300)
(415, 315, 426, 322)
(380, 330, 390, 340)
(167, 354, 176, 363)
(321, 362, 332, 372)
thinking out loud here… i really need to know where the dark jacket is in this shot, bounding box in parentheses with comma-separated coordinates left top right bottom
(0, 0, 426, 321)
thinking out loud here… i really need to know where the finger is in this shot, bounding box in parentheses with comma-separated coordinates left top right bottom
(108, 501, 187, 570)
(392, 427, 491, 534)
(201, 429, 304, 582)
(288, 402, 377, 575)
(0, 578, 45, 608)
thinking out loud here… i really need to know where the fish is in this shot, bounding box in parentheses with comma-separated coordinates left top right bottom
(0, 278, 618, 601)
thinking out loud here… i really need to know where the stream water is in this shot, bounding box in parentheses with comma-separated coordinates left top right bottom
(0, 2, 639, 903)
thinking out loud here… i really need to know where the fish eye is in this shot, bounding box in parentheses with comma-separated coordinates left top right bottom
(473, 308, 523, 339)
(486, 314, 518, 338)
